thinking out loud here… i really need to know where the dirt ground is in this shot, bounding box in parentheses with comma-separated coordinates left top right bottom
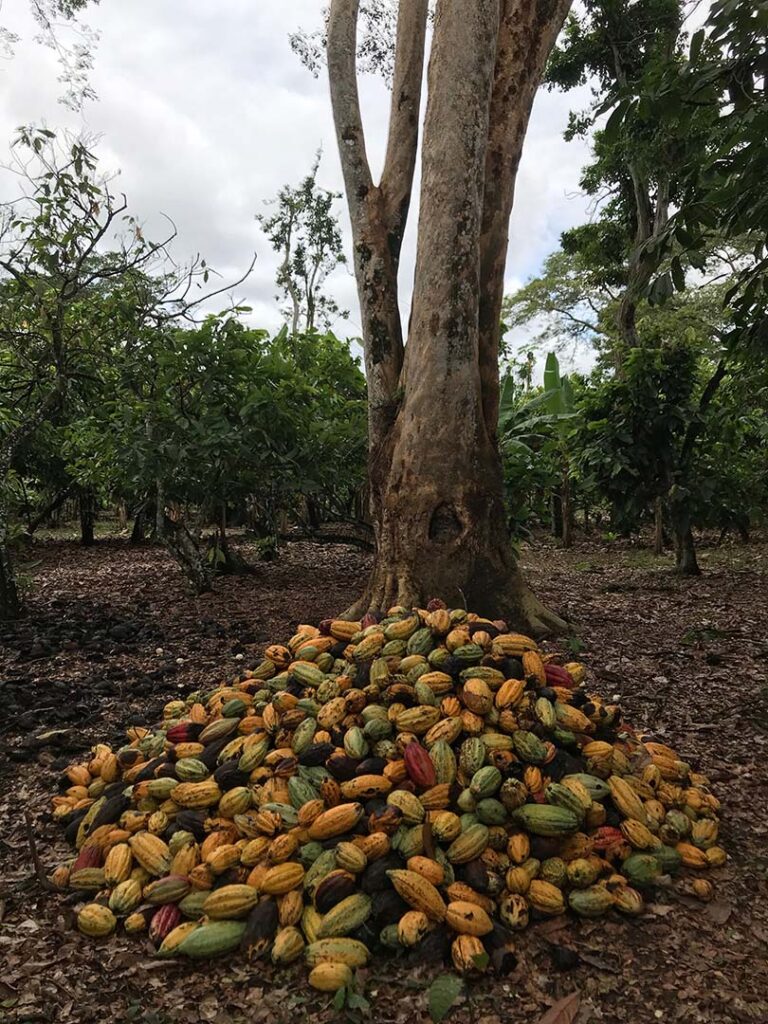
(1, 534, 767, 1024)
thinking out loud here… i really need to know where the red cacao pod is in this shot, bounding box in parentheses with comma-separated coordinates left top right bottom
(403, 742, 437, 789)
(149, 904, 182, 945)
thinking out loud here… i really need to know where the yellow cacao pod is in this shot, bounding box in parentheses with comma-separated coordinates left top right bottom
(445, 900, 494, 937)
(308, 961, 353, 992)
(397, 910, 430, 947)
(128, 833, 171, 876)
(451, 934, 487, 973)
(77, 903, 116, 937)
(387, 869, 446, 922)
(308, 803, 364, 841)
(528, 880, 565, 915)
(405, 856, 444, 887)
(260, 861, 305, 895)
(104, 844, 133, 886)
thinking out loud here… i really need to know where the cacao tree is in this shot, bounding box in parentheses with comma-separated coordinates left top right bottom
(0, 127, 255, 610)
(324, 0, 572, 631)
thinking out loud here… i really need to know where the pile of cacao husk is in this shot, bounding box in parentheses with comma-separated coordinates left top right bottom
(49, 601, 725, 991)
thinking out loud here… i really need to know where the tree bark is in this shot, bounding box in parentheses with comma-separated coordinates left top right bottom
(0, 380, 68, 613)
(652, 495, 664, 555)
(671, 513, 699, 575)
(329, 0, 571, 633)
(478, 0, 573, 433)
(116, 499, 128, 530)
(130, 509, 146, 546)
(210, 502, 253, 575)
(327, 0, 428, 458)
(155, 479, 165, 539)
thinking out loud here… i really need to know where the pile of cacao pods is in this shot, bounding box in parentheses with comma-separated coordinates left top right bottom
(49, 602, 725, 991)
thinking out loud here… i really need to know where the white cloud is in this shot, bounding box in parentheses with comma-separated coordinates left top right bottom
(0, 2, 594, 343)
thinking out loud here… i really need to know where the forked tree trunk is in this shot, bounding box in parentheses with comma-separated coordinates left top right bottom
(329, 0, 571, 633)
(161, 514, 214, 593)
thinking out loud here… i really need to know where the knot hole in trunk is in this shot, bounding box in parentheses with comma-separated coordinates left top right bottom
(429, 503, 463, 544)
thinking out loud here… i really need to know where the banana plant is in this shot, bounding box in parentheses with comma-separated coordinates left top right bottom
(498, 352, 579, 543)
(543, 353, 578, 545)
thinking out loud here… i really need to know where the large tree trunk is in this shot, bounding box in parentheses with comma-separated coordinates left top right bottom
(328, 0, 570, 633)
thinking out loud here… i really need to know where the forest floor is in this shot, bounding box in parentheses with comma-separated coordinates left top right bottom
(1, 532, 767, 1024)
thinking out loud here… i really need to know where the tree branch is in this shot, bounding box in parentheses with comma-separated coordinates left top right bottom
(0, 378, 66, 477)
(551, 305, 603, 335)
(327, 0, 409, 456)
(380, 0, 429, 255)
(327, 0, 374, 225)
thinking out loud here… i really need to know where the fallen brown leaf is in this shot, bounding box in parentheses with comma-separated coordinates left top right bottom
(706, 900, 733, 925)
(537, 990, 581, 1024)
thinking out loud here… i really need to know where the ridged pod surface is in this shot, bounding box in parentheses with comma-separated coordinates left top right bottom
(46, 602, 724, 992)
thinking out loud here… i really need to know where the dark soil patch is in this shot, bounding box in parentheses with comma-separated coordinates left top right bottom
(1, 535, 767, 1024)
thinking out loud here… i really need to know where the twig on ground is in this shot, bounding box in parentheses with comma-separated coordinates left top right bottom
(23, 810, 58, 893)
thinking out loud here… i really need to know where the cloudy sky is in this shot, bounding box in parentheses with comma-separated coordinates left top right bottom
(0, 2, 595, 372)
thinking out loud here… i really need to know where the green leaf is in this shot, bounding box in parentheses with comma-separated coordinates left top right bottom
(689, 28, 705, 62)
(347, 992, 371, 1011)
(670, 257, 686, 293)
(602, 98, 631, 142)
(427, 974, 463, 1023)
(332, 986, 347, 1011)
